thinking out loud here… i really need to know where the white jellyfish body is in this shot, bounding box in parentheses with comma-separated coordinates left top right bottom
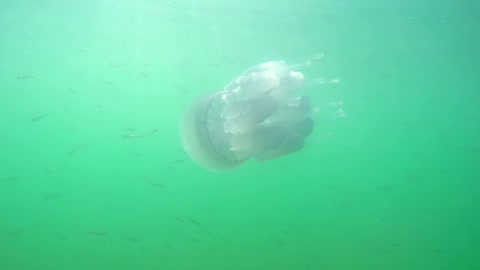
(180, 60, 323, 172)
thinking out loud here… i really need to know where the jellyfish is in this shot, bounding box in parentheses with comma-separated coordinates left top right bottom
(179, 59, 326, 171)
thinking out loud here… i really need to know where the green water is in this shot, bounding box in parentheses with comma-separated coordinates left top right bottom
(1, 0, 479, 269)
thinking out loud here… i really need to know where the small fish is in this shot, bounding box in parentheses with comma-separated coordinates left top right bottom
(405, 174, 420, 181)
(373, 247, 391, 254)
(169, 159, 185, 164)
(459, 146, 480, 153)
(30, 114, 48, 122)
(123, 235, 140, 242)
(1, 176, 20, 182)
(144, 178, 165, 188)
(431, 248, 445, 255)
(147, 129, 158, 136)
(123, 134, 144, 139)
(190, 237, 200, 243)
(173, 216, 185, 223)
(337, 203, 351, 209)
(384, 240, 399, 248)
(42, 193, 61, 200)
(8, 228, 26, 236)
(187, 217, 201, 227)
(378, 185, 393, 190)
(84, 231, 107, 236)
(438, 169, 451, 175)
(66, 144, 90, 156)
(209, 63, 221, 68)
(271, 237, 285, 245)
(131, 152, 144, 157)
(98, 78, 114, 85)
(220, 237, 232, 244)
(17, 74, 34, 80)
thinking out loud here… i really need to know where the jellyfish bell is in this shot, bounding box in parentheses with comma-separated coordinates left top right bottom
(179, 58, 343, 172)
(179, 92, 248, 172)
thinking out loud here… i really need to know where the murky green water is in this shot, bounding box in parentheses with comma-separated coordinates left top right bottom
(1, 1, 479, 269)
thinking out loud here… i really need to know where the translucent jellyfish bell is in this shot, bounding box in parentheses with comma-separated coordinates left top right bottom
(179, 60, 319, 172)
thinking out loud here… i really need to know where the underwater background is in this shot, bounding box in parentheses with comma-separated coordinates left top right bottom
(1, 0, 479, 269)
